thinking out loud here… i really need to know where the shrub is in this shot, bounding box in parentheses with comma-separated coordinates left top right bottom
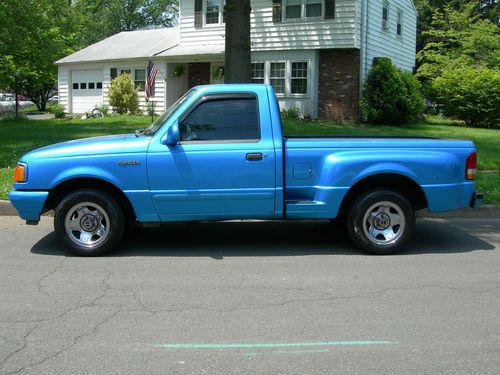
(361, 58, 423, 125)
(94, 104, 109, 117)
(431, 67, 500, 128)
(48, 103, 66, 118)
(280, 107, 301, 120)
(108, 74, 139, 114)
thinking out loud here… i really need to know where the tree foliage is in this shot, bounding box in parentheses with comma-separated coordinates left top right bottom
(417, 3, 500, 83)
(73, 0, 178, 46)
(108, 74, 139, 114)
(361, 59, 423, 125)
(0, 0, 79, 110)
(0, 0, 177, 111)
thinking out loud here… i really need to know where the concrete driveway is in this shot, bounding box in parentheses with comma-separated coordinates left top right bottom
(0, 217, 499, 374)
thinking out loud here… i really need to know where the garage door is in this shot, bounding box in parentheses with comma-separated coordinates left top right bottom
(71, 70, 103, 113)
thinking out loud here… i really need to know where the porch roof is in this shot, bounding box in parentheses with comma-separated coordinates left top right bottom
(56, 27, 180, 64)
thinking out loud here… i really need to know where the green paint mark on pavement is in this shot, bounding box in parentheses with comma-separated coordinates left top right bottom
(158, 341, 397, 349)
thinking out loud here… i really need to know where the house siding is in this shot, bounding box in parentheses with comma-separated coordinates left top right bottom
(179, 0, 358, 51)
(359, 0, 417, 82)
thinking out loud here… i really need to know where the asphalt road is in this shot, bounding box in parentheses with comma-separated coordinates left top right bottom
(0, 217, 499, 374)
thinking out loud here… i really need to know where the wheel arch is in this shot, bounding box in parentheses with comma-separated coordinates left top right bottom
(338, 173, 428, 217)
(44, 177, 137, 223)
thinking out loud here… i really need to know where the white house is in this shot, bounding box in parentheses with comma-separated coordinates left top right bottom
(56, 0, 417, 121)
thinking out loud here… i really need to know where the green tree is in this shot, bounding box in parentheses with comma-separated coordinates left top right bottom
(0, 0, 78, 110)
(108, 74, 139, 114)
(74, 0, 178, 46)
(416, 3, 500, 84)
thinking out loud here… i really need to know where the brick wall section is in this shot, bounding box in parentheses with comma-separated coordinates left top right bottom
(318, 49, 360, 122)
(188, 62, 211, 88)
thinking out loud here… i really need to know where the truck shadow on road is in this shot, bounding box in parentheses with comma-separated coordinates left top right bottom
(31, 218, 496, 257)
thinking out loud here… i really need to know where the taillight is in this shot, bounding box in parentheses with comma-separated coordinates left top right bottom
(465, 152, 477, 180)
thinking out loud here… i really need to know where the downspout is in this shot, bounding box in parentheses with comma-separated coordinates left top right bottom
(359, 0, 365, 99)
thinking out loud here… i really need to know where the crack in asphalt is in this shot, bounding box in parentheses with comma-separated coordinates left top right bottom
(0, 324, 39, 373)
(35, 257, 67, 305)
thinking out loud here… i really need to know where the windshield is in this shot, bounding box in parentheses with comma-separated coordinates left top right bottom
(141, 88, 196, 135)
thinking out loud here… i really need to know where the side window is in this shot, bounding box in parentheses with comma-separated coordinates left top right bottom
(180, 97, 260, 142)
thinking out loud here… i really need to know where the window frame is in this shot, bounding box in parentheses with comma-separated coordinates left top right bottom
(178, 93, 261, 144)
(396, 9, 403, 37)
(290, 61, 309, 95)
(251, 62, 265, 84)
(134, 68, 146, 92)
(283, 0, 324, 22)
(252, 59, 310, 98)
(382, 1, 390, 32)
(269, 61, 287, 96)
(203, 0, 225, 26)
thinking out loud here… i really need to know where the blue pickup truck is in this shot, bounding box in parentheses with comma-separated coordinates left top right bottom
(9, 84, 482, 256)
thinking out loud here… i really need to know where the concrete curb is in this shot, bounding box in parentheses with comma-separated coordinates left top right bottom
(0, 200, 18, 216)
(1, 199, 500, 219)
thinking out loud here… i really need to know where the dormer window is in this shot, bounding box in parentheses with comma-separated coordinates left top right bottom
(285, 0, 323, 20)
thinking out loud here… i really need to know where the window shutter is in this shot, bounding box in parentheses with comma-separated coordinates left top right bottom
(272, 0, 282, 23)
(195, 0, 203, 28)
(324, 0, 335, 19)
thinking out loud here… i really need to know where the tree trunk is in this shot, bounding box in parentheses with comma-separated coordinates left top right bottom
(224, 0, 251, 83)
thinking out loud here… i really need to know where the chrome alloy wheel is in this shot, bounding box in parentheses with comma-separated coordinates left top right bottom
(64, 202, 110, 248)
(362, 201, 406, 246)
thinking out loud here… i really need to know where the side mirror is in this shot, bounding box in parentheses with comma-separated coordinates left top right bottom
(165, 121, 180, 146)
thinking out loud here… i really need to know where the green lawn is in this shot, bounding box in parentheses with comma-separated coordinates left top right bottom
(0, 115, 499, 203)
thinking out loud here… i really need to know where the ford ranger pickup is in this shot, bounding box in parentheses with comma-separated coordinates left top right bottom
(9, 84, 483, 256)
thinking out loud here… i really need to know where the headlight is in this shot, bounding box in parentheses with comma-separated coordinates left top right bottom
(13, 163, 27, 183)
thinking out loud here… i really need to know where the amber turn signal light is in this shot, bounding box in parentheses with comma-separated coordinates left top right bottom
(13, 164, 26, 183)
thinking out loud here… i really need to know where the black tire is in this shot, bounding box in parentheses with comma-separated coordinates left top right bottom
(54, 189, 124, 256)
(347, 189, 415, 255)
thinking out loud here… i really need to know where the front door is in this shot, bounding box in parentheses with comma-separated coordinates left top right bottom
(147, 93, 276, 221)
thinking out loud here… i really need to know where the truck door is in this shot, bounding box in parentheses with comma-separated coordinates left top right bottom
(147, 93, 276, 221)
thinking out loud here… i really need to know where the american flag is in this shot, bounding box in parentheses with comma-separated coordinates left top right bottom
(145, 60, 158, 101)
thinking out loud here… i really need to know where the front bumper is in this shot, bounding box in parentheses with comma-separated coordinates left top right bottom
(470, 192, 484, 209)
(8, 190, 49, 222)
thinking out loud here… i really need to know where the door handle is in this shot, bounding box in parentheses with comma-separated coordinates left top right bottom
(246, 153, 263, 161)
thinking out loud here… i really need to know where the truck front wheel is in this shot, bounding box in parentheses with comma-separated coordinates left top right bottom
(347, 189, 415, 255)
(54, 189, 124, 256)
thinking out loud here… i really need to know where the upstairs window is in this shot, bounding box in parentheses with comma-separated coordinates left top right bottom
(382, 1, 389, 31)
(397, 9, 403, 36)
(285, 0, 323, 20)
(204, 0, 225, 25)
(306, 0, 322, 18)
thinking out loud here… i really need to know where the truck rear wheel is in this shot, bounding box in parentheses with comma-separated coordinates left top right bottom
(54, 189, 124, 256)
(347, 189, 415, 255)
